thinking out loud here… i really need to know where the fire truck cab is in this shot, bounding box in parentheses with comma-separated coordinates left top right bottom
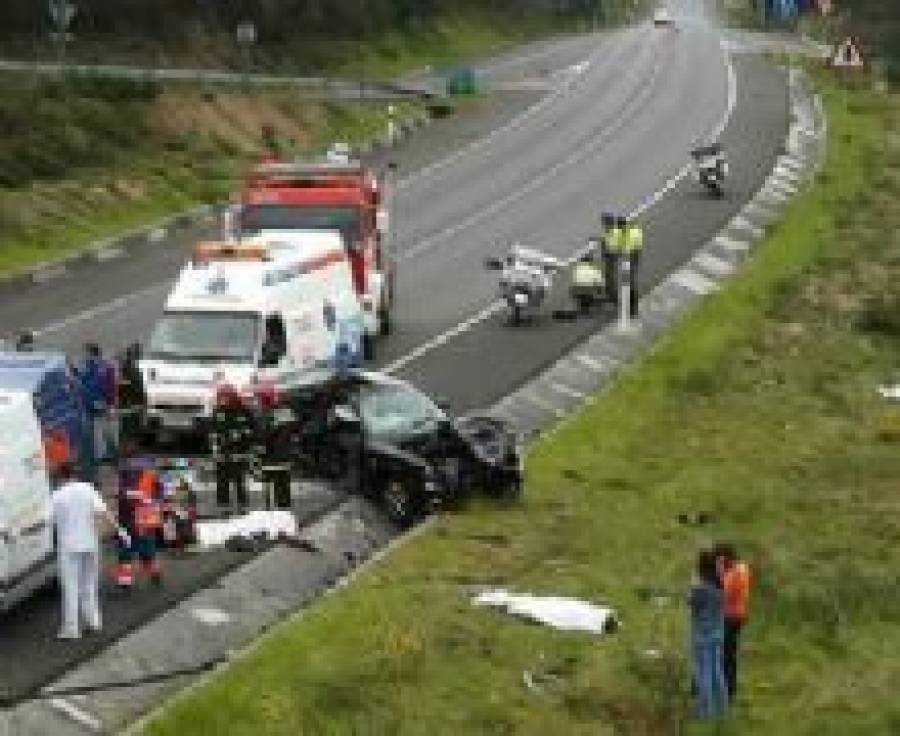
(237, 153, 394, 346)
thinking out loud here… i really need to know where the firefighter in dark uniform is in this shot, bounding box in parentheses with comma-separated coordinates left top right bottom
(254, 380, 294, 510)
(210, 384, 253, 511)
(117, 342, 146, 445)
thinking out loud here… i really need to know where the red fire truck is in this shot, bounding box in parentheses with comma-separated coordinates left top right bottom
(236, 151, 395, 358)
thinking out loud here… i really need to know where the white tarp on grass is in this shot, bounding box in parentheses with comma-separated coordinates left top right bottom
(473, 589, 618, 635)
(196, 510, 298, 548)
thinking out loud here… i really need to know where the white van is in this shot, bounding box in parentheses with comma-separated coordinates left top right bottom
(140, 231, 366, 434)
(0, 389, 55, 612)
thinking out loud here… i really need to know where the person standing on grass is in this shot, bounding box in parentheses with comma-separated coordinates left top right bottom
(715, 542, 751, 702)
(688, 546, 728, 719)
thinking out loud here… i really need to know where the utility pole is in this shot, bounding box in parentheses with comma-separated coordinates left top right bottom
(48, 0, 77, 65)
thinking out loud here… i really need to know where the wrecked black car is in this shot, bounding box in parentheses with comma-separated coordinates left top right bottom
(273, 371, 523, 525)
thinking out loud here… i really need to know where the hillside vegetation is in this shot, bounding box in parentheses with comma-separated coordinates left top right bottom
(0, 74, 418, 276)
(0, 1, 633, 72)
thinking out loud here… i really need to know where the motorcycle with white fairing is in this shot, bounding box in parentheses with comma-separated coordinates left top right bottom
(485, 245, 563, 326)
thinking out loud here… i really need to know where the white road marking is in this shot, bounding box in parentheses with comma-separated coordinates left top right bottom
(672, 269, 718, 295)
(396, 46, 667, 263)
(694, 252, 733, 277)
(743, 200, 777, 219)
(521, 391, 566, 418)
(93, 246, 124, 262)
(548, 382, 586, 400)
(714, 234, 750, 252)
(396, 33, 622, 192)
(35, 282, 170, 337)
(572, 353, 606, 372)
(47, 697, 103, 733)
(191, 607, 233, 626)
(730, 215, 764, 238)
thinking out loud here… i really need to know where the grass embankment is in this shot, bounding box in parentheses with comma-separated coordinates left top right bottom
(145, 73, 900, 735)
(0, 74, 420, 278)
(1, 8, 614, 280)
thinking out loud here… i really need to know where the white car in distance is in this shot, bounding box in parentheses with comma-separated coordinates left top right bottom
(653, 7, 675, 26)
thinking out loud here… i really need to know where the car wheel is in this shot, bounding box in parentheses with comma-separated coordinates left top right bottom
(383, 477, 416, 527)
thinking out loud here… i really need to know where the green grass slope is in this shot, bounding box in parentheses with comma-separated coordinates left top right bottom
(141, 71, 900, 736)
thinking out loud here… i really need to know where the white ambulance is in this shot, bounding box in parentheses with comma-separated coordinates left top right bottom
(0, 389, 55, 611)
(140, 231, 365, 434)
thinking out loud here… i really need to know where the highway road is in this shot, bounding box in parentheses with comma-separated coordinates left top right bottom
(7, 5, 784, 416)
(0, 0, 789, 703)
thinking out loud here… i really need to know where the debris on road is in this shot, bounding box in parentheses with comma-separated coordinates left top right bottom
(196, 510, 298, 548)
(473, 589, 618, 634)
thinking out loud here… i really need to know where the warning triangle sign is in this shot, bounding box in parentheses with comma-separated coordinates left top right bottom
(831, 37, 864, 68)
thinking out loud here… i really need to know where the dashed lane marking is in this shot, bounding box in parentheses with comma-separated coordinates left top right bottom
(47, 697, 103, 733)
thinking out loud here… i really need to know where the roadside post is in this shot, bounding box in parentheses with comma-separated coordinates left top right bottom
(48, 0, 77, 65)
(236, 20, 257, 88)
(618, 257, 631, 332)
(387, 104, 398, 144)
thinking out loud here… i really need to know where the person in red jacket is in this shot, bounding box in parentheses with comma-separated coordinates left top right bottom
(716, 542, 751, 701)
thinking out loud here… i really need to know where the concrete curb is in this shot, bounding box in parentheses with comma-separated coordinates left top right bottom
(485, 67, 826, 441)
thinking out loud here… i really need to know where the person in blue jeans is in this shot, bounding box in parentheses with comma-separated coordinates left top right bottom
(688, 547, 728, 719)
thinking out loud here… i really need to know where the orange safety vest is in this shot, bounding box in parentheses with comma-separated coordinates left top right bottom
(723, 561, 751, 621)
(134, 468, 162, 532)
(44, 432, 71, 472)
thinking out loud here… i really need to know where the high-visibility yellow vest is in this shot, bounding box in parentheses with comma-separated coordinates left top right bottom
(623, 226, 644, 254)
(606, 227, 625, 254)
(573, 262, 604, 288)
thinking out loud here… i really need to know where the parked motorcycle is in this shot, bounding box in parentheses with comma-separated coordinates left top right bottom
(485, 245, 563, 326)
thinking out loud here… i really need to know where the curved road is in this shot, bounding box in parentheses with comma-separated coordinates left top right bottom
(0, 0, 790, 707)
(4, 0, 768, 421)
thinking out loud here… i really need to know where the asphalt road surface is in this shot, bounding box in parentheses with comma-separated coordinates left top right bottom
(0, 0, 789, 704)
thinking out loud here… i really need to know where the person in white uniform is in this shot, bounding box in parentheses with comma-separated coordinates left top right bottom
(50, 462, 129, 640)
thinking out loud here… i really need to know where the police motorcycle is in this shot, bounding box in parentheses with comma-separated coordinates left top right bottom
(690, 143, 729, 198)
(485, 244, 564, 326)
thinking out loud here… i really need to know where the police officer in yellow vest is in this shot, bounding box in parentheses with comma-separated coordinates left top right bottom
(571, 249, 605, 314)
(622, 217, 644, 317)
(605, 215, 626, 304)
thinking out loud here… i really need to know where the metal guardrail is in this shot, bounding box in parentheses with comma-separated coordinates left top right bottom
(0, 58, 446, 101)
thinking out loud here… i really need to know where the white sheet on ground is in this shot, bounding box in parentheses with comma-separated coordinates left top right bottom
(473, 589, 617, 635)
(878, 385, 900, 401)
(196, 510, 298, 548)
